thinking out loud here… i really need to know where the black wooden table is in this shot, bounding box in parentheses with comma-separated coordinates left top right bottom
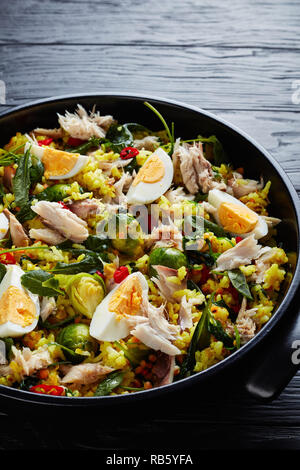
(1, 0, 300, 452)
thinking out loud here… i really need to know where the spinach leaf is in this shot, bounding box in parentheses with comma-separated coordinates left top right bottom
(228, 268, 253, 300)
(194, 192, 208, 202)
(71, 246, 109, 262)
(42, 276, 65, 295)
(204, 240, 220, 266)
(103, 122, 148, 165)
(30, 156, 44, 184)
(123, 157, 140, 174)
(212, 298, 236, 321)
(0, 263, 7, 283)
(50, 252, 104, 275)
(49, 342, 86, 364)
(207, 294, 234, 348)
(201, 216, 228, 237)
(19, 256, 40, 265)
(2, 337, 13, 361)
(105, 124, 133, 153)
(12, 146, 42, 219)
(184, 215, 228, 241)
(12, 148, 32, 209)
(56, 242, 109, 265)
(177, 300, 211, 379)
(0, 183, 6, 204)
(94, 370, 124, 396)
(16, 199, 36, 223)
(56, 240, 74, 250)
(178, 292, 236, 379)
(208, 317, 234, 348)
(68, 136, 101, 154)
(21, 270, 64, 297)
(20, 376, 39, 391)
(109, 121, 150, 145)
(197, 135, 228, 165)
(186, 239, 219, 268)
(84, 235, 111, 253)
(124, 122, 150, 135)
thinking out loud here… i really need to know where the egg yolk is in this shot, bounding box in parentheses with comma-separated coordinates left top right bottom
(218, 202, 258, 234)
(0, 286, 36, 327)
(133, 154, 165, 186)
(42, 148, 79, 178)
(108, 277, 143, 317)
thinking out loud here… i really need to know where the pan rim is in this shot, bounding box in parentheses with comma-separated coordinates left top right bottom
(0, 92, 299, 405)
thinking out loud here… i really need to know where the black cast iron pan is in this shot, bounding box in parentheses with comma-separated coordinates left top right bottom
(0, 93, 299, 407)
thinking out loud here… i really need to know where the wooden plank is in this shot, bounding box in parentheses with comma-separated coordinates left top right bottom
(0, 0, 300, 449)
(1, 375, 300, 449)
(1, 44, 299, 111)
(1, 0, 300, 49)
(217, 110, 300, 192)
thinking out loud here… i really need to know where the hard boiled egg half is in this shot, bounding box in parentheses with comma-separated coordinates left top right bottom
(0, 213, 9, 240)
(208, 189, 268, 239)
(0, 265, 40, 337)
(126, 148, 173, 204)
(90, 272, 148, 342)
(24, 142, 89, 180)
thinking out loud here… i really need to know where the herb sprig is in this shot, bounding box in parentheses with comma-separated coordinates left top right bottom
(144, 102, 175, 155)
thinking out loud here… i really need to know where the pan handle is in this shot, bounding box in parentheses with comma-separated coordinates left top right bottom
(244, 291, 300, 401)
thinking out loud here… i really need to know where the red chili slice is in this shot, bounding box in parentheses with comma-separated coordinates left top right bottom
(57, 201, 70, 210)
(95, 270, 105, 280)
(29, 384, 65, 396)
(235, 236, 243, 243)
(200, 265, 210, 284)
(120, 147, 139, 160)
(0, 253, 16, 265)
(38, 138, 53, 146)
(113, 266, 129, 283)
(67, 137, 85, 147)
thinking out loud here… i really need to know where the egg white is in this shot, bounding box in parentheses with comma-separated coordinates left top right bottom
(126, 148, 174, 205)
(0, 213, 9, 240)
(207, 189, 268, 239)
(24, 142, 89, 179)
(89, 272, 148, 342)
(0, 265, 40, 338)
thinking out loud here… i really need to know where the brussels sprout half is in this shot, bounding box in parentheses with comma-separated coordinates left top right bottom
(36, 183, 83, 202)
(66, 273, 106, 319)
(148, 247, 188, 277)
(109, 213, 144, 259)
(56, 323, 97, 363)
